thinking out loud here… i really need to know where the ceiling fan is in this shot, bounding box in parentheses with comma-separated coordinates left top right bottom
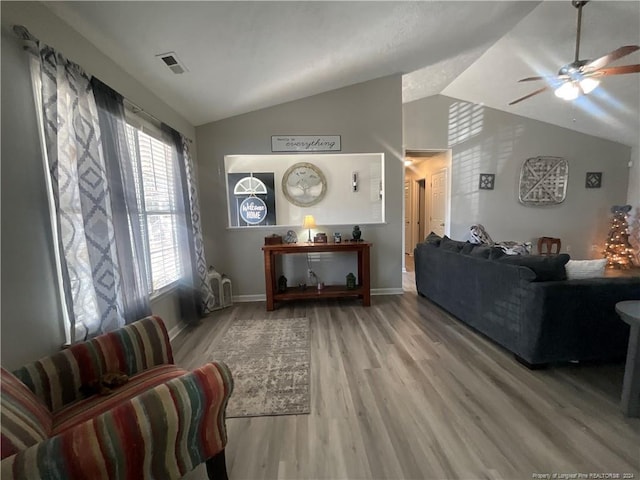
(509, 0, 640, 105)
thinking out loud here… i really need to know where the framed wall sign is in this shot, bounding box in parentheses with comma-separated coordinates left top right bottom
(518, 156, 568, 206)
(227, 173, 276, 227)
(271, 135, 341, 152)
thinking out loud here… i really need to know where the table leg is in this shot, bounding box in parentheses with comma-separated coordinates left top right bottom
(621, 324, 640, 417)
(264, 251, 275, 311)
(361, 245, 370, 307)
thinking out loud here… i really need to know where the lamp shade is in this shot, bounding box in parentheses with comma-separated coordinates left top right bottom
(302, 215, 316, 229)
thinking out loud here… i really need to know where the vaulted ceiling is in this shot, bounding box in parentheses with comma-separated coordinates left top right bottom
(43, 1, 640, 148)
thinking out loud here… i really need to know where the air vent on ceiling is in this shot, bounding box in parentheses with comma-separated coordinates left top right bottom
(156, 51, 188, 74)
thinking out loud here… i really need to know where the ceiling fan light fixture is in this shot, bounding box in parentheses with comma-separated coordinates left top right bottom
(579, 77, 600, 94)
(554, 82, 580, 101)
(509, 0, 639, 106)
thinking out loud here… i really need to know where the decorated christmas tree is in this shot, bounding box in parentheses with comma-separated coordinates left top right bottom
(604, 204, 636, 269)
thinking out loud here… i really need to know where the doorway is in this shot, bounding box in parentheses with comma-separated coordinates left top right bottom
(403, 149, 452, 276)
(430, 169, 447, 237)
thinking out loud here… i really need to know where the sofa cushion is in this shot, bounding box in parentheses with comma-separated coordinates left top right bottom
(440, 236, 466, 252)
(460, 242, 476, 254)
(470, 246, 491, 258)
(424, 231, 442, 246)
(1, 368, 52, 459)
(51, 364, 187, 435)
(489, 247, 507, 259)
(565, 259, 607, 279)
(497, 253, 570, 281)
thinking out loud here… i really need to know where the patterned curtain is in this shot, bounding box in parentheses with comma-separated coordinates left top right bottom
(181, 137, 217, 314)
(163, 126, 216, 320)
(15, 26, 127, 341)
(91, 78, 152, 323)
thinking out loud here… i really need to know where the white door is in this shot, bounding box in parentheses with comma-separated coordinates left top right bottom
(404, 180, 413, 254)
(430, 169, 447, 236)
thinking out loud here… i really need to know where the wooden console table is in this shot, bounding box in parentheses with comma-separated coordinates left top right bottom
(262, 241, 371, 311)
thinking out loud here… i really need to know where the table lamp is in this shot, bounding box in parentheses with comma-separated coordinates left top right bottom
(302, 215, 316, 242)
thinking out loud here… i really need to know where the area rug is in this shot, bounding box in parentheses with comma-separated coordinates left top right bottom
(210, 317, 310, 418)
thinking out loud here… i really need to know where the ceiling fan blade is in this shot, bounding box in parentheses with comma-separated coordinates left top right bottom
(595, 64, 640, 76)
(584, 45, 640, 72)
(509, 87, 549, 106)
(518, 75, 569, 83)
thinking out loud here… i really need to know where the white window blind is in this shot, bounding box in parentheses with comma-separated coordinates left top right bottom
(125, 123, 182, 293)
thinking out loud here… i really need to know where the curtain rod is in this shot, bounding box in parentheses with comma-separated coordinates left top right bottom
(123, 98, 193, 144)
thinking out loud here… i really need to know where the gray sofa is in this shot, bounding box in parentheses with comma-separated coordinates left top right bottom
(414, 237, 640, 367)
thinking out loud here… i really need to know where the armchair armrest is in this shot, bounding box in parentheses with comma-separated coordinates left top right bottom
(13, 316, 174, 412)
(1, 362, 233, 480)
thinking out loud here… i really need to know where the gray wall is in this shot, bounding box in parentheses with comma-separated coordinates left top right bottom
(1, 30, 66, 370)
(404, 95, 631, 259)
(196, 75, 404, 298)
(1, 4, 195, 367)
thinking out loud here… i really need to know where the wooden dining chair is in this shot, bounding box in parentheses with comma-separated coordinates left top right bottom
(538, 236, 561, 255)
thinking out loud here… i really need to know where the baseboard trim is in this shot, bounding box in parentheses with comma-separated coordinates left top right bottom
(372, 288, 403, 295)
(168, 321, 188, 341)
(233, 294, 267, 303)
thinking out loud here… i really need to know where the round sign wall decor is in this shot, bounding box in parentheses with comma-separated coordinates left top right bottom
(240, 196, 268, 224)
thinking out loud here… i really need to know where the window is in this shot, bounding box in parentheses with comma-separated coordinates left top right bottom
(126, 123, 182, 293)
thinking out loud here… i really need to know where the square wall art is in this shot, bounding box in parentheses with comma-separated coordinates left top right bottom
(585, 172, 602, 188)
(479, 173, 495, 190)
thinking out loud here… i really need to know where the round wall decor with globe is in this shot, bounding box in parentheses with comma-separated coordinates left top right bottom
(281, 162, 327, 207)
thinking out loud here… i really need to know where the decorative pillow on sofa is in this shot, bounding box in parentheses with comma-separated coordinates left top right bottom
(424, 231, 442, 246)
(496, 241, 532, 256)
(496, 253, 570, 281)
(565, 259, 607, 279)
(440, 236, 467, 252)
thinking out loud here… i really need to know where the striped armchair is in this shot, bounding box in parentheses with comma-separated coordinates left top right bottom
(1, 316, 233, 480)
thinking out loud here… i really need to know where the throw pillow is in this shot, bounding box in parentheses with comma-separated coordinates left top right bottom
(497, 241, 532, 256)
(497, 253, 570, 281)
(469, 224, 494, 245)
(424, 231, 442, 246)
(565, 259, 607, 279)
(440, 236, 466, 252)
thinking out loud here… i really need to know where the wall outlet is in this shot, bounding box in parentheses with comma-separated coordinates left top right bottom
(566, 245, 571, 253)
(591, 244, 599, 252)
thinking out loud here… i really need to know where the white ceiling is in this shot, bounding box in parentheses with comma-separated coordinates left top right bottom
(44, 1, 640, 149)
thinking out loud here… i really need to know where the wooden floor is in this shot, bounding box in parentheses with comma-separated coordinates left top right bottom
(174, 269, 640, 480)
